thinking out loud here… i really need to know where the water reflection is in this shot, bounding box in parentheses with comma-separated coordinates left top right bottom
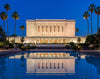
(0, 58, 7, 79)
(0, 52, 100, 79)
(27, 59, 75, 74)
(86, 56, 100, 79)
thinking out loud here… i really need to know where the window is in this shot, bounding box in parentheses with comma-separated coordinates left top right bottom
(62, 63, 64, 69)
(38, 63, 40, 69)
(46, 63, 48, 69)
(50, 26, 52, 32)
(42, 63, 44, 69)
(38, 26, 40, 32)
(54, 63, 56, 69)
(58, 63, 60, 69)
(42, 26, 44, 32)
(54, 26, 56, 32)
(50, 63, 52, 69)
(58, 26, 60, 32)
(46, 26, 48, 32)
(62, 26, 64, 32)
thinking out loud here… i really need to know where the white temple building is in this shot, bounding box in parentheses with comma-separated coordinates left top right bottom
(8, 19, 86, 43)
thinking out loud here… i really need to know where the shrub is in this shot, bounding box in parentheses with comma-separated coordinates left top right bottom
(65, 44, 71, 49)
(0, 42, 5, 48)
(21, 46, 26, 51)
(20, 44, 36, 51)
(85, 34, 99, 44)
(9, 43, 14, 48)
(72, 45, 82, 51)
(69, 42, 75, 47)
(0, 41, 10, 48)
(18, 43, 24, 49)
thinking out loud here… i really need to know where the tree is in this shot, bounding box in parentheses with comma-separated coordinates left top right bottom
(77, 37, 81, 44)
(0, 12, 8, 31)
(11, 34, 17, 37)
(97, 27, 100, 34)
(88, 4, 95, 34)
(85, 34, 99, 44)
(20, 54, 25, 67)
(4, 4, 11, 41)
(0, 26, 6, 42)
(75, 28, 79, 36)
(83, 11, 90, 35)
(20, 25, 25, 36)
(20, 37, 24, 43)
(95, 7, 100, 31)
(12, 11, 19, 43)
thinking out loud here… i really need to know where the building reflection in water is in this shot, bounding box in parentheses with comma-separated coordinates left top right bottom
(9, 52, 76, 75)
(27, 59, 75, 74)
(6, 52, 100, 79)
(26, 52, 75, 74)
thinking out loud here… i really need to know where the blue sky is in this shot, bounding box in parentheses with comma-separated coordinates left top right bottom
(0, 0, 100, 36)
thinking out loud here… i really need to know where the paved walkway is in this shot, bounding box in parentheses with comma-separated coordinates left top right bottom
(29, 48, 72, 52)
(80, 50, 100, 53)
(0, 49, 22, 56)
(36, 44, 65, 47)
(1, 48, 100, 57)
(80, 50, 100, 57)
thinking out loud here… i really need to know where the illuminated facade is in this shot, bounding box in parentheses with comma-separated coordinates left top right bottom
(8, 19, 86, 43)
(26, 19, 75, 37)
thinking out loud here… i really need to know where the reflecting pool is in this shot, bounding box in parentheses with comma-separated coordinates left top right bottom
(0, 51, 100, 79)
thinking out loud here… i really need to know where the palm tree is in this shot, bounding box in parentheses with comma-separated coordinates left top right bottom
(83, 11, 90, 35)
(95, 7, 100, 32)
(0, 26, 6, 41)
(77, 37, 81, 44)
(12, 11, 19, 43)
(20, 25, 25, 43)
(0, 12, 8, 31)
(88, 4, 95, 34)
(75, 28, 79, 36)
(4, 4, 11, 41)
(20, 25, 25, 36)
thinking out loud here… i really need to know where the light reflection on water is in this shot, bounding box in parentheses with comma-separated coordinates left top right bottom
(0, 51, 100, 79)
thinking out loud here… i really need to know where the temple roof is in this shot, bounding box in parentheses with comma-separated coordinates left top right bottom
(26, 19, 75, 22)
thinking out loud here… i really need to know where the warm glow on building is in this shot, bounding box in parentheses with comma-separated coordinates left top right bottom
(8, 19, 86, 43)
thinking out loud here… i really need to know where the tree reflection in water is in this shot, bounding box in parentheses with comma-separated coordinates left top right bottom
(70, 52, 81, 64)
(86, 56, 100, 79)
(20, 53, 25, 67)
(13, 55, 20, 79)
(0, 58, 7, 79)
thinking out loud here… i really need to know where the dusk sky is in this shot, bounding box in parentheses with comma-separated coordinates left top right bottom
(0, 0, 100, 36)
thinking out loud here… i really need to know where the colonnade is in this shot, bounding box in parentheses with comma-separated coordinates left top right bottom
(38, 26, 64, 32)
(8, 37, 86, 43)
(35, 38, 67, 43)
(28, 53, 74, 59)
(32, 53, 66, 57)
(37, 62, 64, 69)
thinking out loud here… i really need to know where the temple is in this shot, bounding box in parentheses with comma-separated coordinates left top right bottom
(26, 19, 75, 37)
(8, 19, 86, 43)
